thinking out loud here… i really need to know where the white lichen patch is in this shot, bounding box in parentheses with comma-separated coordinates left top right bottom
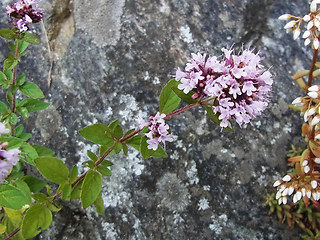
(186, 160, 199, 185)
(198, 198, 210, 211)
(180, 25, 193, 43)
(101, 222, 118, 240)
(159, 0, 171, 15)
(209, 213, 228, 234)
(195, 117, 207, 135)
(152, 76, 160, 85)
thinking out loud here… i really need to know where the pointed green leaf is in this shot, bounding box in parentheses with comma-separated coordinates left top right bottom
(32, 145, 54, 157)
(126, 135, 142, 151)
(70, 179, 82, 200)
(159, 79, 181, 114)
(61, 183, 72, 200)
(79, 123, 112, 145)
(0, 183, 31, 209)
(97, 165, 112, 177)
(122, 143, 128, 155)
(93, 192, 104, 215)
(8, 113, 17, 124)
(0, 71, 6, 84)
(32, 193, 47, 202)
(17, 106, 29, 119)
(35, 157, 69, 184)
(100, 160, 113, 167)
(19, 99, 50, 112)
(14, 124, 24, 137)
(114, 142, 122, 154)
(80, 170, 102, 209)
(19, 81, 44, 99)
(21, 204, 52, 239)
(70, 165, 78, 182)
(4, 56, 18, 71)
(108, 120, 123, 139)
(16, 74, 26, 86)
(99, 138, 116, 157)
(87, 150, 97, 161)
(0, 101, 8, 114)
(0, 29, 16, 39)
(22, 32, 40, 44)
(18, 40, 29, 54)
(20, 143, 39, 165)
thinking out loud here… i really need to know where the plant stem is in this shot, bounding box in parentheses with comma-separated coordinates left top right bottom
(308, 47, 319, 87)
(4, 96, 215, 239)
(10, 40, 20, 136)
(2, 228, 20, 240)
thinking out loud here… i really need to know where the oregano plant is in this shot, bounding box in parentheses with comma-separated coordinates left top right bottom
(0, 0, 275, 239)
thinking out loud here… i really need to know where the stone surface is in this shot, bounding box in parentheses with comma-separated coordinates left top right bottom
(0, 0, 314, 239)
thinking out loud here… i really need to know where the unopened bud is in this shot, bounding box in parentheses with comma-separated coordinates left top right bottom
(311, 180, 318, 189)
(305, 38, 311, 46)
(288, 187, 294, 195)
(309, 85, 320, 92)
(314, 39, 320, 50)
(273, 180, 282, 187)
(311, 116, 320, 126)
(315, 157, 320, 164)
(293, 29, 301, 40)
(282, 175, 291, 181)
(282, 197, 288, 205)
(311, 1, 317, 12)
(302, 160, 309, 166)
(292, 97, 304, 106)
(304, 165, 310, 173)
(278, 14, 291, 20)
(315, 134, 320, 140)
(284, 20, 296, 29)
(307, 21, 314, 30)
(308, 91, 318, 98)
(303, 30, 311, 38)
(303, 14, 311, 22)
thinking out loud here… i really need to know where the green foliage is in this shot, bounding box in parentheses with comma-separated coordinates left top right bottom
(35, 157, 69, 184)
(19, 81, 45, 99)
(80, 169, 102, 209)
(32, 145, 55, 157)
(18, 99, 49, 112)
(21, 204, 52, 239)
(79, 123, 112, 145)
(3, 54, 18, 71)
(93, 192, 104, 215)
(108, 120, 123, 139)
(140, 136, 167, 160)
(0, 183, 31, 209)
(22, 32, 40, 44)
(0, 29, 16, 40)
(159, 79, 181, 114)
(171, 81, 198, 104)
(21, 176, 46, 193)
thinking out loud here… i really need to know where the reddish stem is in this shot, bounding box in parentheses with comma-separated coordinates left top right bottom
(2, 228, 20, 240)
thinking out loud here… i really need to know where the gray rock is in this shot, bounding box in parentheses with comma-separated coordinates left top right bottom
(0, 0, 313, 239)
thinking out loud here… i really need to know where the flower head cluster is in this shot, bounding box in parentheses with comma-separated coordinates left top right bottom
(139, 112, 175, 150)
(6, 0, 44, 32)
(175, 48, 273, 128)
(0, 123, 21, 182)
(279, 0, 320, 49)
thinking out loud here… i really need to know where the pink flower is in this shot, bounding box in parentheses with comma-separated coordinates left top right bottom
(175, 47, 272, 127)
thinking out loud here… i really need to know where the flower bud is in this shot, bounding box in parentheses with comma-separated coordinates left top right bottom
(282, 175, 291, 181)
(312, 116, 320, 126)
(311, 1, 317, 12)
(302, 160, 309, 166)
(311, 180, 318, 189)
(303, 30, 311, 38)
(315, 157, 320, 164)
(278, 14, 291, 20)
(307, 21, 314, 30)
(292, 97, 304, 107)
(308, 91, 318, 98)
(273, 180, 282, 187)
(284, 20, 296, 29)
(307, 190, 312, 198)
(288, 187, 294, 195)
(315, 134, 320, 140)
(293, 29, 301, 40)
(282, 197, 288, 205)
(309, 85, 320, 92)
(276, 190, 282, 199)
(305, 38, 311, 46)
(303, 14, 311, 22)
(293, 191, 302, 203)
(304, 165, 311, 173)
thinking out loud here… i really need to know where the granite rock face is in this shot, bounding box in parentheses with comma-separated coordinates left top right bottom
(0, 0, 314, 239)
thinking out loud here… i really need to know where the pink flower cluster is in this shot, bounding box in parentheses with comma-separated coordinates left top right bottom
(6, 0, 44, 32)
(139, 112, 175, 151)
(175, 48, 273, 128)
(0, 123, 21, 182)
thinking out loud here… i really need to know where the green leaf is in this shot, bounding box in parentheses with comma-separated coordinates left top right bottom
(32, 145, 55, 157)
(70, 180, 82, 200)
(108, 120, 123, 139)
(205, 106, 233, 131)
(4, 70, 13, 81)
(21, 204, 52, 239)
(4, 55, 18, 71)
(122, 143, 128, 155)
(22, 32, 40, 44)
(16, 74, 25, 86)
(17, 106, 29, 119)
(140, 136, 168, 160)
(6, 90, 12, 106)
(70, 165, 78, 182)
(19, 99, 50, 112)
(0, 71, 7, 84)
(20, 143, 39, 165)
(93, 192, 104, 215)
(19, 81, 44, 99)
(159, 79, 181, 114)
(12, 180, 32, 206)
(0, 101, 8, 114)
(97, 165, 112, 177)
(126, 135, 142, 151)
(0, 183, 31, 209)
(8, 113, 17, 124)
(114, 142, 122, 154)
(18, 40, 29, 54)
(79, 123, 112, 145)
(80, 170, 102, 209)
(32, 193, 47, 202)
(87, 150, 97, 161)
(99, 139, 116, 157)
(100, 160, 113, 167)
(35, 157, 69, 184)
(82, 160, 94, 169)
(61, 183, 72, 200)
(21, 176, 46, 193)
(0, 136, 23, 149)
(18, 133, 32, 141)
(0, 29, 16, 39)
(14, 124, 24, 137)
(172, 83, 198, 104)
